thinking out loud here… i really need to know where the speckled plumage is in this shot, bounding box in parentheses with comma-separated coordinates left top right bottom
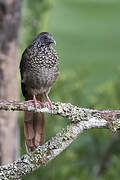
(20, 33, 59, 99)
(20, 32, 59, 151)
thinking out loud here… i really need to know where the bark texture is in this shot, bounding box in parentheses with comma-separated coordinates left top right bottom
(0, 101, 120, 179)
(0, 0, 21, 165)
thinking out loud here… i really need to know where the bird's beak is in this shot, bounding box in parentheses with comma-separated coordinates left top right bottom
(53, 40, 56, 46)
(50, 37, 56, 46)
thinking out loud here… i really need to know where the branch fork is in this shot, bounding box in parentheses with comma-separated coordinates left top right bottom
(0, 100, 120, 179)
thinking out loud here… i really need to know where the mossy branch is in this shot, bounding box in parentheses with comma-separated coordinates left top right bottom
(0, 100, 120, 179)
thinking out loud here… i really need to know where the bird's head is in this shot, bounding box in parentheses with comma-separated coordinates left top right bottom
(35, 32, 56, 47)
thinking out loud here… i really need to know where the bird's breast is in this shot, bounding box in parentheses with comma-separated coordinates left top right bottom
(22, 45, 59, 96)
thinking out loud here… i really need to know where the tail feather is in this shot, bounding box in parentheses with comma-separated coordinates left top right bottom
(33, 112, 45, 146)
(24, 111, 35, 148)
(24, 96, 45, 152)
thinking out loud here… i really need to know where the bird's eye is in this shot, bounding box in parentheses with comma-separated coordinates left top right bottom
(44, 37, 48, 40)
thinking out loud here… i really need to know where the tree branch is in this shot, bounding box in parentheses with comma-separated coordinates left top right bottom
(0, 100, 120, 179)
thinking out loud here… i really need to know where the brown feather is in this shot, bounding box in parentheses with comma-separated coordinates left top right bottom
(24, 96, 45, 151)
(20, 32, 59, 152)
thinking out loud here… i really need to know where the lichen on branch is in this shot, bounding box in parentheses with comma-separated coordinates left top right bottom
(0, 100, 120, 179)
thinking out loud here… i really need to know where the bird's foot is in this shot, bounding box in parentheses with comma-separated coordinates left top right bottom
(44, 101, 53, 112)
(33, 95, 38, 108)
(25, 95, 42, 109)
(25, 100, 34, 103)
(33, 95, 43, 108)
(25, 99, 36, 107)
(44, 95, 55, 113)
(37, 101, 44, 106)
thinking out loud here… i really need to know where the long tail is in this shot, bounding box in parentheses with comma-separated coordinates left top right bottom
(24, 96, 45, 152)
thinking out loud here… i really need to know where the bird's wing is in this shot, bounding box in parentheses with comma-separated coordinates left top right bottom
(20, 48, 31, 99)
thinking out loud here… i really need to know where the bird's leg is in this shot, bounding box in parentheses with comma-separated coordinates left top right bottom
(44, 93, 55, 112)
(37, 95, 44, 106)
(37, 100, 43, 106)
(33, 95, 37, 108)
(33, 95, 43, 107)
(25, 99, 34, 103)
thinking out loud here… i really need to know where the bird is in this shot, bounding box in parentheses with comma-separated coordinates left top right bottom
(20, 32, 59, 152)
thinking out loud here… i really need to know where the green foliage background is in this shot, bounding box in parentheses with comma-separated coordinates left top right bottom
(20, 0, 120, 179)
